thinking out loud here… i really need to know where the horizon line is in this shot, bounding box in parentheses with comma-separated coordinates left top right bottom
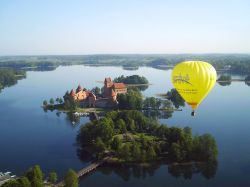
(1, 52, 250, 57)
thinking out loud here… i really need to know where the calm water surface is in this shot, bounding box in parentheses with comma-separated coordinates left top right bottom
(0, 65, 250, 187)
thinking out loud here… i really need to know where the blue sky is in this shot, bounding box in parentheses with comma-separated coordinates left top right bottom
(0, 0, 250, 55)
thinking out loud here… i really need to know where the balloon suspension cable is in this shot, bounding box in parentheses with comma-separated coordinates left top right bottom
(191, 110, 196, 117)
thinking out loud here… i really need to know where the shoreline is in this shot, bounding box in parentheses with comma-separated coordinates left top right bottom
(101, 157, 208, 168)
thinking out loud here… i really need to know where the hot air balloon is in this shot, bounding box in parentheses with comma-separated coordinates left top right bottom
(171, 61, 217, 116)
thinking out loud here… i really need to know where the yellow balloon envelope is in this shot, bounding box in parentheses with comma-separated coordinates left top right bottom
(171, 61, 217, 115)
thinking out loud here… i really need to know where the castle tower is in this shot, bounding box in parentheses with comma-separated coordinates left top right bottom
(104, 77, 113, 88)
(76, 85, 82, 93)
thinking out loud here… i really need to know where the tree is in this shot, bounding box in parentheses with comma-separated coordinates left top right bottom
(95, 137, 106, 154)
(48, 171, 57, 184)
(169, 143, 184, 162)
(0, 69, 26, 91)
(181, 127, 193, 160)
(140, 150, 146, 162)
(116, 119, 127, 133)
(43, 100, 48, 106)
(18, 177, 31, 187)
(111, 136, 122, 151)
(33, 165, 43, 181)
(1, 180, 20, 187)
(143, 97, 160, 109)
(143, 97, 151, 108)
(97, 118, 114, 143)
(56, 98, 60, 103)
(192, 134, 218, 161)
(32, 178, 43, 187)
(217, 75, 232, 86)
(139, 134, 148, 149)
(162, 100, 173, 109)
(49, 98, 54, 105)
(166, 89, 185, 108)
(58, 97, 63, 104)
(64, 169, 78, 187)
(146, 146, 157, 160)
(64, 97, 79, 111)
(127, 119, 136, 132)
(119, 144, 131, 161)
(131, 143, 141, 161)
(91, 87, 101, 95)
(25, 165, 44, 187)
(117, 89, 143, 110)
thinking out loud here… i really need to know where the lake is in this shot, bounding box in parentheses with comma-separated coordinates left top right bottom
(0, 65, 250, 187)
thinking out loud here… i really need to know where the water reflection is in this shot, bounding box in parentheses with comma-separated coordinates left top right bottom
(22, 66, 57, 72)
(245, 81, 250, 86)
(217, 81, 232, 86)
(168, 160, 218, 180)
(122, 66, 139, 71)
(143, 110, 173, 119)
(66, 112, 80, 125)
(137, 85, 149, 91)
(56, 111, 62, 117)
(97, 163, 161, 181)
(77, 141, 217, 181)
(92, 160, 218, 181)
(77, 147, 93, 163)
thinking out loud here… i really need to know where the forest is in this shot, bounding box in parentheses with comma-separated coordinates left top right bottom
(0, 69, 26, 92)
(77, 110, 218, 163)
(1, 54, 250, 74)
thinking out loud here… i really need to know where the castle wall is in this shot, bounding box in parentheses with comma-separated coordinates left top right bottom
(75, 90, 88, 101)
(114, 88, 127, 94)
(95, 98, 117, 108)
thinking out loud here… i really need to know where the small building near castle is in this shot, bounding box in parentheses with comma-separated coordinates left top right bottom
(63, 77, 127, 108)
(103, 77, 127, 100)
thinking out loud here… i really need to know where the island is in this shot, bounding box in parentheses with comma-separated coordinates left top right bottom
(42, 76, 180, 121)
(113, 75, 149, 91)
(77, 110, 218, 164)
(0, 69, 26, 92)
(245, 75, 250, 86)
(217, 75, 232, 86)
(165, 88, 185, 108)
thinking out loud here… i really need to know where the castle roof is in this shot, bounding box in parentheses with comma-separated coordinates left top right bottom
(113, 83, 126, 89)
(70, 89, 75, 96)
(104, 77, 112, 83)
(76, 85, 82, 93)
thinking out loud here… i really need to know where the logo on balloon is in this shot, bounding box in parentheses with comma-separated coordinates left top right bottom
(173, 73, 193, 86)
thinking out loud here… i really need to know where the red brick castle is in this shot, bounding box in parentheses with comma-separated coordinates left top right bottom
(64, 77, 127, 108)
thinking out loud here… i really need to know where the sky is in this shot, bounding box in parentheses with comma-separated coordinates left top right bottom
(0, 0, 250, 55)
